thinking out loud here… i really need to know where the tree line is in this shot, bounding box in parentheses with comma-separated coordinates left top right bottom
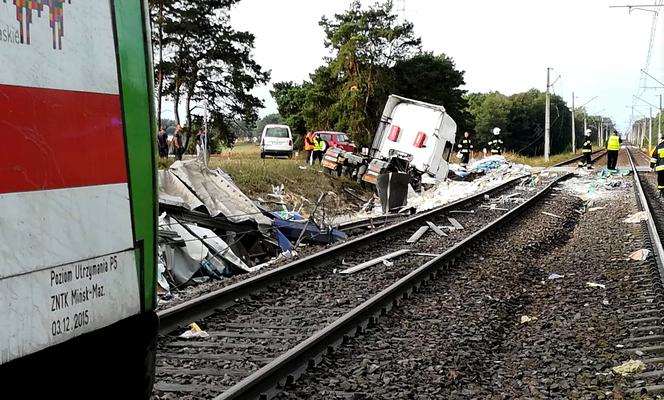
(271, 1, 608, 156)
(149, 0, 609, 156)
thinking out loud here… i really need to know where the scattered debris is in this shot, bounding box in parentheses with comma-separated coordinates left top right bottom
(339, 249, 410, 275)
(628, 249, 651, 261)
(179, 323, 210, 339)
(448, 210, 475, 214)
(541, 211, 562, 219)
(588, 206, 606, 212)
(602, 299, 610, 306)
(520, 315, 537, 324)
(612, 360, 646, 376)
(426, 221, 447, 237)
(413, 253, 441, 257)
(547, 273, 565, 280)
(623, 211, 648, 224)
(447, 217, 464, 230)
(586, 282, 606, 289)
(407, 226, 430, 244)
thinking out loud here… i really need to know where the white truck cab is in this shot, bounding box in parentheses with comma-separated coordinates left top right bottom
(362, 95, 457, 188)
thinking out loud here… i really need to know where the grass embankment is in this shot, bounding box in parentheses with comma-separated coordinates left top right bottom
(504, 150, 585, 167)
(206, 143, 372, 216)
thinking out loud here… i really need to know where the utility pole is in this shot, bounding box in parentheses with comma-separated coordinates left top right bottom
(659, 94, 662, 140)
(545, 68, 551, 161)
(650, 107, 653, 150)
(571, 91, 576, 154)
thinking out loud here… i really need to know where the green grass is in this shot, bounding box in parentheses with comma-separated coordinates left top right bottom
(504, 150, 582, 167)
(207, 144, 371, 215)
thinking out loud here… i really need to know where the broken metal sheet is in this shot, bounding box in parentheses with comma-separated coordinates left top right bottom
(340, 249, 410, 275)
(186, 224, 255, 273)
(406, 226, 429, 243)
(426, 221, 447, 237)
(158, 169, 204, 211)
(447, 217, 464, 230)
(160, 217, 206, 285)
(167, 160, 272, 226)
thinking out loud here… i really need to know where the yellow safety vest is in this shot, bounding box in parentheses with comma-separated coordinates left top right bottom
(607, 135, 620, 151)
(313, 139, 323, 151)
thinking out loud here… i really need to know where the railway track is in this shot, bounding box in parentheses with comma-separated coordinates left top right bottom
(153, 172, 573, 400)
(553, 149, 607, 167)
(620, 146, 664, 396)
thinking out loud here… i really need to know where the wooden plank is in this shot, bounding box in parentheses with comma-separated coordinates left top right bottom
(339, 249, 411, 275)
(406, 226, 429, 243)
(426, 221, 447, 237)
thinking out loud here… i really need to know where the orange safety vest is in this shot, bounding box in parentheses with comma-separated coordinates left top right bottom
(304, 133, 314, 151)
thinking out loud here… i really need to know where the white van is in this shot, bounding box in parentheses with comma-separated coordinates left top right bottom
(260, 124, 293, 158)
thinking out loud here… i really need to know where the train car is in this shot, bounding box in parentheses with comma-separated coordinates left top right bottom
(0, 1, 157, 397)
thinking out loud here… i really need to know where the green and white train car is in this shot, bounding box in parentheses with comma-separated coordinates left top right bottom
(0, 0, 158, 396)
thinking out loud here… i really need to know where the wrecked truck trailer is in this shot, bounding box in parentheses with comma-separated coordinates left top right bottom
(322, 95, 457, 189)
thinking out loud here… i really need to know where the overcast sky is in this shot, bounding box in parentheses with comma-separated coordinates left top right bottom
(224, 0, 664, 133)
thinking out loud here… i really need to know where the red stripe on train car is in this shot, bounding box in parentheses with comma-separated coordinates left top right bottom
(0, 84, 128, 193)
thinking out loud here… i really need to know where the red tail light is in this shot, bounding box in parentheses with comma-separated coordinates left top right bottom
(414, 131, 427, 148)
(289, 139, 292, 146)
(388, 125, 401, 142)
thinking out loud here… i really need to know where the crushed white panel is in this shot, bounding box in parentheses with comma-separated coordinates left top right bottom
(0, 184, 134, 278)
(0, 249, 140, 364)
(0, 1, 119, 94)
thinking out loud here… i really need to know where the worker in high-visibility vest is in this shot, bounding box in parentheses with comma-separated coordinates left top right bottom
(650, 145, 657, 170)
(457, 131, 473, 166)
(581, 129, 593, 167)
(605, 131, 621, 170)
(312, 133, 325, 165)
(652, 135, 664, 197)
(304, 131, 315, 165)
(488, 127, 504, 155)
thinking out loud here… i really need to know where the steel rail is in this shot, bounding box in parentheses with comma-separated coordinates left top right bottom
(158, 174, 529, 334)
(213, 172, 572, 400)
(553, 149, 606, 167)
(627, 147, 664, 283)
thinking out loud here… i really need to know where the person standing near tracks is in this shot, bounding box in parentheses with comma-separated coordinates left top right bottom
(157, 127, 168, 160)
(606, 131, 621, 171)
(653, 136, 664, 197)
(581, 128, 593, 167)
(457, 131, 473, 167)
(488, 127, 504, 155)
(304, 131, 315, 165)
(312, 133, 325, 165)
(173, 124, 184, 161)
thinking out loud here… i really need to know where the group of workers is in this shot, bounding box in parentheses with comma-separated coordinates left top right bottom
(303, 131, 328, 166)
(456, 127, 504, 166)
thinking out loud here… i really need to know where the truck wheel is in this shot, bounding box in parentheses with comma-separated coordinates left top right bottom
(336, 166, 342, 177)
(260, 152, 265, 159)
(288, 152, 293, 159)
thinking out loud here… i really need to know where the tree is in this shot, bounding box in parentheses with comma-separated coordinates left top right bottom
(392, 52, 471, 135)
(254, 113, 282, 137)
(467, 92, 512, 148)
(271, 82, 309, 135)
(319, 0, 421, 145)
(149, 0, 269, 148)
